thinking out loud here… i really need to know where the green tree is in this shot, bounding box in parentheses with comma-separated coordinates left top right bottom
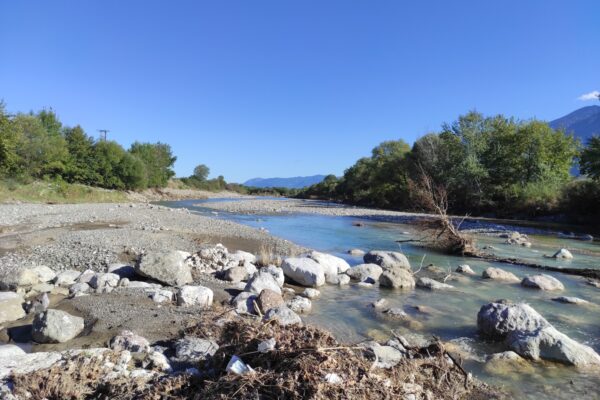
(129, 142, 176, 187)
(92, 140, 128, 189)
(0, 102, 19, 176)
(580, 136, 600, 180)
(116, 153, 147, 190)
(64, 125, 99, 184)
(193, 164, 210, 181)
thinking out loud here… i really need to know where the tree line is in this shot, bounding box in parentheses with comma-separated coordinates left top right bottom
(0, 103, 176, 190)
(299, 111, 600, 222)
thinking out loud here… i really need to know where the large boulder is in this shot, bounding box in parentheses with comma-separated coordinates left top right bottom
(135, 250, 192, 287)
(89, 272, 121, 293)
(346, 264, 383, 282)
(0, 292, 25, 324)
(477, 302, 600, 367)
(264, 306, 302, 326)
(231, 292, 257, 315)
(281, 257, 325, 287)
(177, 285, 213, 308)
(552, 248, 573, 259)
(416, 277, 454, 290)
(228, 250, 257, 265)
(262, 265, 285, 287)
(363, 251, 411, 271)
(223, 266, 248, 283)
(521, 274, 564, 291)
(109, 330, 150, 353)
(287, 296, 312, 313)
(32, 309, 84, 343)
(379, 267, 415, 289)
(53, 270, 82, 287)
(0, 265, 56, 290)
(174, 337, 219, 363)
(307, 251, 350, 283)
(244, 271, 282, 295)
(482, 267, 520, 282)
(257, 289, 284, 313)
(455, 265, 476, 275)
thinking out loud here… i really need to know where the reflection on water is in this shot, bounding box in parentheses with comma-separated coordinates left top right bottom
(161, 199, 600, 400)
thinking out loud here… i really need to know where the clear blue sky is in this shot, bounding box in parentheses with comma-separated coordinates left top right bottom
(1, 1, 598, 182)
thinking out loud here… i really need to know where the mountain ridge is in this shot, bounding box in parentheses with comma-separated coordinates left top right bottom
(550, 105, 600, 143)
(243, 175, 327, 189)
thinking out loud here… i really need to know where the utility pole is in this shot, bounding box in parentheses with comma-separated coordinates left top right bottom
(98, 129, 109, 141)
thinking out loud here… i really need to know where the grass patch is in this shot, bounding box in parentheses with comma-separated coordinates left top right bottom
(0, 180, 129, 204)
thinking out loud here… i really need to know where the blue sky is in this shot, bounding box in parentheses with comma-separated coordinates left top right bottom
(1, 1, 598, 182)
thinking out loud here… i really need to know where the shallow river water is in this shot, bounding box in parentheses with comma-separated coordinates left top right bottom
(162, 199, 600, 399)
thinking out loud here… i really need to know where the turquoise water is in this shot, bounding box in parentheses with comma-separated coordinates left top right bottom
(161, 199, 600, 399)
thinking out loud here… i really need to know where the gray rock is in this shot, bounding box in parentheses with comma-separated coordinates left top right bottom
(148, 288, 173, 303)
(552, 248, 573, 259)
(53, 270, 82, 287)
(262, 265, 285, 287)
(231, 292, 257, 315)
(148, 350, 172, 372)
(281, 257, 325, 287)
(337, 274, 351, 285)
(482, 267, 520, 282)
(69, 282, 91, 296)
(77, 269, 97, 284)
(363, 251, 411, 271)
(90, 272, 121, 293)
(416, 277, 454, 290)
(244, 270, 282, 295)
(477, 302, 549, 340)
(0, 265, 56, 290)
(0, 292, 25, 324)
(258, 338, 276, 353)
(110, 330, 150, 353)
(135, 250, 192, 287)
(348, 249, 365, 257)
(264, 306, 302, 326)
(0, 344, 26, 359)
(223, 266, 248, 282)
(177, 285, 213, 308)
(0, 351, 62, 379)
(372, 298, 389, 309)
(287, 296, 312, 313)
(551, 296, 590, 305)
(32, 309, 84, 343)
(307, 251, 350, 283)
(346, 263, 383, 282)
(174, 337, 219, 363)
(456, 265, 475, 275)
(228, 250, 257, 265)
(364, 342, 404, 368)
(379, 267, 416, 289)
(25, 292, 49, 314)
(301, 288, 320, 299)
(521, 274, 564, 291)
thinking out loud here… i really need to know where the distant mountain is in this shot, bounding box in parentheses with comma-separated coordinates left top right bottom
(550, 105, 600, 144)
(244, 175, 327, 189)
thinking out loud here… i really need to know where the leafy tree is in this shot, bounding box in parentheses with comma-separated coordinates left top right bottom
(117, 153, 147, 190)
(0, 102, 19, 176)
(129, 142, 176, 187)
(193, 164, 210, 181)
(92, 140, 129, 189)
(64, 125, 99, 184)
(580, 136, 600, 180)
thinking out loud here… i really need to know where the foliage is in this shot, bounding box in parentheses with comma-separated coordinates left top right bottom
(129, 142, 176, 187)
(193, 164, 210, 181)
(580, 136, 600, 180)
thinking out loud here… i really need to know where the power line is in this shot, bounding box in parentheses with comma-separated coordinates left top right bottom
(97, 129, 109, 141)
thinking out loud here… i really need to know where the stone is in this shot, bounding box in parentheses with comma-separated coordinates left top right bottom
(552, 248, 573, 259)
(337, 274, 351, 285)
(244, 271, 282, 295)
(363, 251, 411, 271)
(126, 281, 162, 289)
(264, 306, 302, 326)
(0, 351, 62, 379)
(30, 283, 54, 293)
(477, 302, 549, 340)
(262, 265, 285, 287)
(348, 249, 365, 257)
(177, 285, 213, 308)
(482, 267, 520, 282)
(287, 296, 312, 313)
(416, 277, 454, 290)
(364, 342, 404, 368)
(0, 265, 56, 290)
(372, 298, 389, 309)
(281, 257, 325, 287)
(379, 267, 416, 289)
(24, 292, 49, 314)
(77, 269, 97, 284)
(324, 373, 343, 384)
(307, 251, 350, 283)
(484, 351, 533, 374)
(53, 270, 82, 287)
(231, 292, 257, 315)
(135, 250, 192, 287)
(346, 263, 383, 282)
(107, 263, 136, 279)
(301, 288, 320, 299)
(110, 330, 150, 353)
(456, 265, 475, 275)
(32, 309, 84, 343)
(224, 266, 248, 282)
(257, 289, 284, 313)
(90, 272, 120, 293)
(551, 296, 590, 305)
(258, 338, 276, 353)
(69, 282, 91, 296)
(229, 250, 257, 265)
(521, 274, 564, 291)
(148, 350, 172, 372)
(174, 337, 219, 363)
(0, 292, 25, 324)
(0, 344, 26, 359)
(149, 288, 173, 303)
(383, 308, 409, 319)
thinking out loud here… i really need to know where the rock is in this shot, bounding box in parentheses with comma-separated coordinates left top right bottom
(364, 342, 404, 368)
(0, 292, 25, 324)
(382, 308, 409, 319)
(53, 270, 82, 287)
(337, 274, 351, 285)
(69, 282, 91, 296)
(484, 351, 533, 374)
(231, 292, 257, 315)
(477, 302, 600, 367)
(363, 251, 411, 271)
(0, 351, 63, 379)
(521, 274, 564, 291)
(119, 278, 130, 287)
(149, 288, 173, 303)
(177, 285, 213, 308)
(287, 296, 312, 313)
(372, 298, 389, 309)
(244, 270, 282, 295)
(551, 296, 590, 305)
(77, 269, 97, 284)
(32, 309, 84, 343)
(187, 244, 230, 273)
(348, 249, 365, 257)
(262, 265, 285, 287)
(30, 283, 54, 293)
(148, 350, 172, 372)
(90, 272, 121, 293)
(125, 281, 162, 289)
(0, 344, 26, 359)
(107, 263, 136, 279)
(135, 250, 193, 287)
(357, 281, 374, 288)
(281, 257, 325, 287)
(379, 267, 416, 289)
(581, 234, 594, 241)
(24, 292, 49, 314)
(257, 289, 284, 313)
(226, 355, 254, 375)
(229, 250, 257, 265)
(552, 248, 573, 259)
(264, 306, 302, 326)
(307, 251, 350, 283)
(174, 337, 219, 363)
(416, 277, 454, 290)
(346, 263, 383, 282)
(0, 265, 56, 290)
(110, 330, 150, 353)
(258, 338, 276, 353)
(224, 266, 248, 282)
(324, 373, 343, 384)
(456, 265, 475, 275)
(301, 288, 320, 299)
(482, 267, 520, 282)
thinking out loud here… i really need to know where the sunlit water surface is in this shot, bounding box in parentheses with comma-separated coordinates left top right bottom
(161, 198, 600, 399)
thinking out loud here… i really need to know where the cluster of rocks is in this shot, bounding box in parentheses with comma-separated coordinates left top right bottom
(500, 231, 532, 247)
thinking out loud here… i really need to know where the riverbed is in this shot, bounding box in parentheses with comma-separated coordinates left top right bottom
(160, 198, 600, 400)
